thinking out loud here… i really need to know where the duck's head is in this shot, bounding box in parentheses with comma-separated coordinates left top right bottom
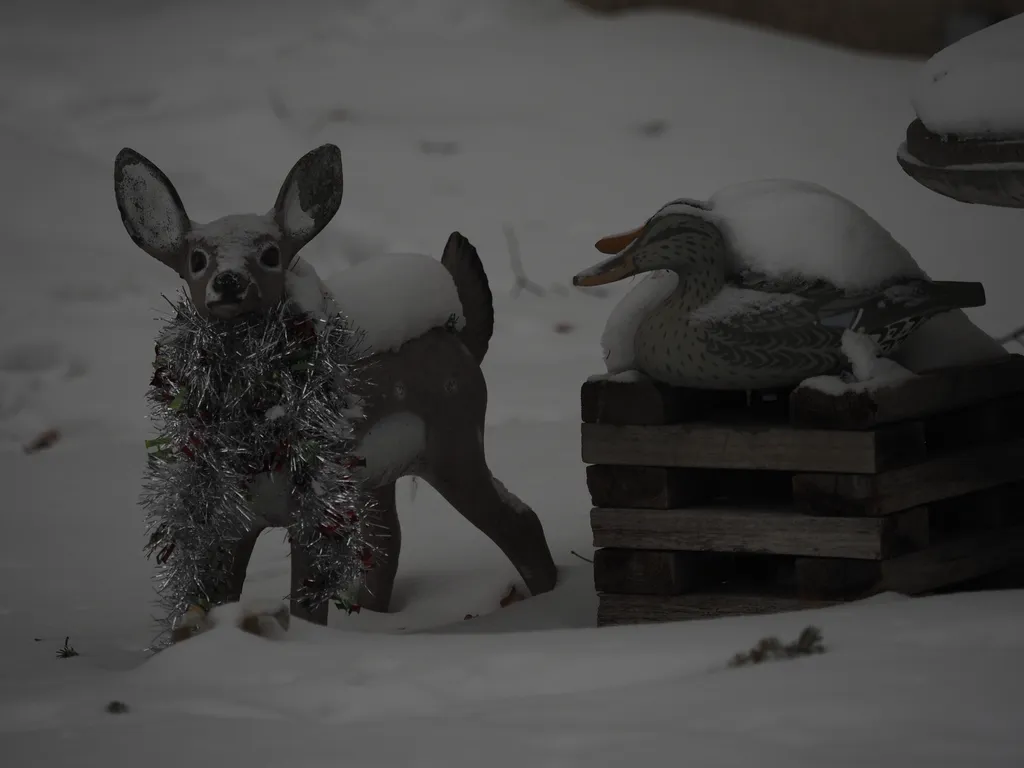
(572, 198, 721, 287)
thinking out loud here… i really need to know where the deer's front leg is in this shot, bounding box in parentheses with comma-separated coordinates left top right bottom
(288, 538, 330, 626)
(219, 529, 263, 604)
(358, 482, 402, 612)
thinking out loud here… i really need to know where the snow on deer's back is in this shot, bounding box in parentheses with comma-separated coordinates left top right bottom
(288, 253, 465, 357)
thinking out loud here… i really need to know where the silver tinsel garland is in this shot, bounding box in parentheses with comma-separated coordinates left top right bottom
(140, 291, 376, 635)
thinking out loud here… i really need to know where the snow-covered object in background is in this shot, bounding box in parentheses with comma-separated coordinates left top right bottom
(599, 180, 1003, 376)
(911, 14, 1024, 137)
(324, 253, 465, 355)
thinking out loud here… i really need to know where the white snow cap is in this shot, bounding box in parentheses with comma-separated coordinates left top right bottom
(708, 180, 923, 291)
(285, 253, 465, 356)
(911, 15, 1024, 137)
(325, 253, 465, 355)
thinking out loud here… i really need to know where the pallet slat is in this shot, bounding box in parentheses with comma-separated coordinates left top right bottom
(585, 465, 794, 509)
(924, 392, 1024, 452)
(796, 524, 1024, 599)
(586, 465, 712, 509)
(597, 592, 831, 627)
(792, 437, 1024, 516)
(597, 525, 1024, 625)
(582, 421, 924, 474)
(592, 549, 732, 595)
(790, 355, 1024, 430)
(590, 506, 926, 559)
(581, 378, 756, 425)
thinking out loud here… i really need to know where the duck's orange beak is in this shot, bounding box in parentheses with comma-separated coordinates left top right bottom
(594, 224, 646, 255)
(572, 224, 645, 287)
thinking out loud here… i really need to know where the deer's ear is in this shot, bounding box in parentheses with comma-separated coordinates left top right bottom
(272, 144, 344, 255)
(113, 148, 190, 270)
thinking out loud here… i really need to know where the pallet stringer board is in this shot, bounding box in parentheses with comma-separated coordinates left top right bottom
(582, 421, 925, 474)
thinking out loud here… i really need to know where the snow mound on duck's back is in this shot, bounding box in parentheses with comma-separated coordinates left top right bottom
(710, 180, 924, 291)
(911, 14, 1024, 137)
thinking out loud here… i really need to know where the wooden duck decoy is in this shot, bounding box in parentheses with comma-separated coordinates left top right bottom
(573, 181, 987, 391)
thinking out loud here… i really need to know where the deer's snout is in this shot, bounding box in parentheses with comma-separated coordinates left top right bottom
(212, 270, 248, 300)
(206, 269, 257, 319)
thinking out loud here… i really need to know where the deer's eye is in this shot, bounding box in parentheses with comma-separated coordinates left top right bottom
(189, 249, 208, 274)
(259, 246, 281, 269)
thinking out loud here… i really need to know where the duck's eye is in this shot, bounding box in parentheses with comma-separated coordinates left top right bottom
(259, 246, 281, 269)
(189, 249, 208, 274)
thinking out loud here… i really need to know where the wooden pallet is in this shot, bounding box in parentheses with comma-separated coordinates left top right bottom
(582, 356, 1024, 627)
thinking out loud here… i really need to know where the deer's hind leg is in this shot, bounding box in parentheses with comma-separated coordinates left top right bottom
(424, 429, 557, 598)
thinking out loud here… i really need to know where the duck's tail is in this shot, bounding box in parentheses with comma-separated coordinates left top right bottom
(822, 279, 986, 354)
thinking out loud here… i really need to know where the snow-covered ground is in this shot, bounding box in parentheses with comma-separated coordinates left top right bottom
(2, 1, 1024, 765)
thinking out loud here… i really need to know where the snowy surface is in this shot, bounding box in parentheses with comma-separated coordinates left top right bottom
(801, 330, 916, 395)
(325, 253, 465, 354)
(839, 329, 915, 384)
(912, 14, 1024, 137)
(3, 1, 1024, 765)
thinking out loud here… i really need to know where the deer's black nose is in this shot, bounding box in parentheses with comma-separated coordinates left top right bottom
(212, 271, 246, 300)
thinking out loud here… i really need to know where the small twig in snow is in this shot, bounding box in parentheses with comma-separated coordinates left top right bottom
(499, 584, 525, 607)
(996, 323, 1024, 350)
(636, 118, 670, 138)
(56, 637, 79, 659)
(418, 139, 460, 156)
(504, 225, 546, 299)
(570, 550, 594, 564)
(728, 626, 826, 668)
(23, 428, 60, 454)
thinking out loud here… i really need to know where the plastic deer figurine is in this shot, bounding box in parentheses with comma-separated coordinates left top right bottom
(114, 143, 558, 623)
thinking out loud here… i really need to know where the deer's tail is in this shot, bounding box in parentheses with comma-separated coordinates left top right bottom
(441, 232, 494, 363)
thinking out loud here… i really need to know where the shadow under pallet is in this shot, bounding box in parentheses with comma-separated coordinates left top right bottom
(582, 356, 1024, 627)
